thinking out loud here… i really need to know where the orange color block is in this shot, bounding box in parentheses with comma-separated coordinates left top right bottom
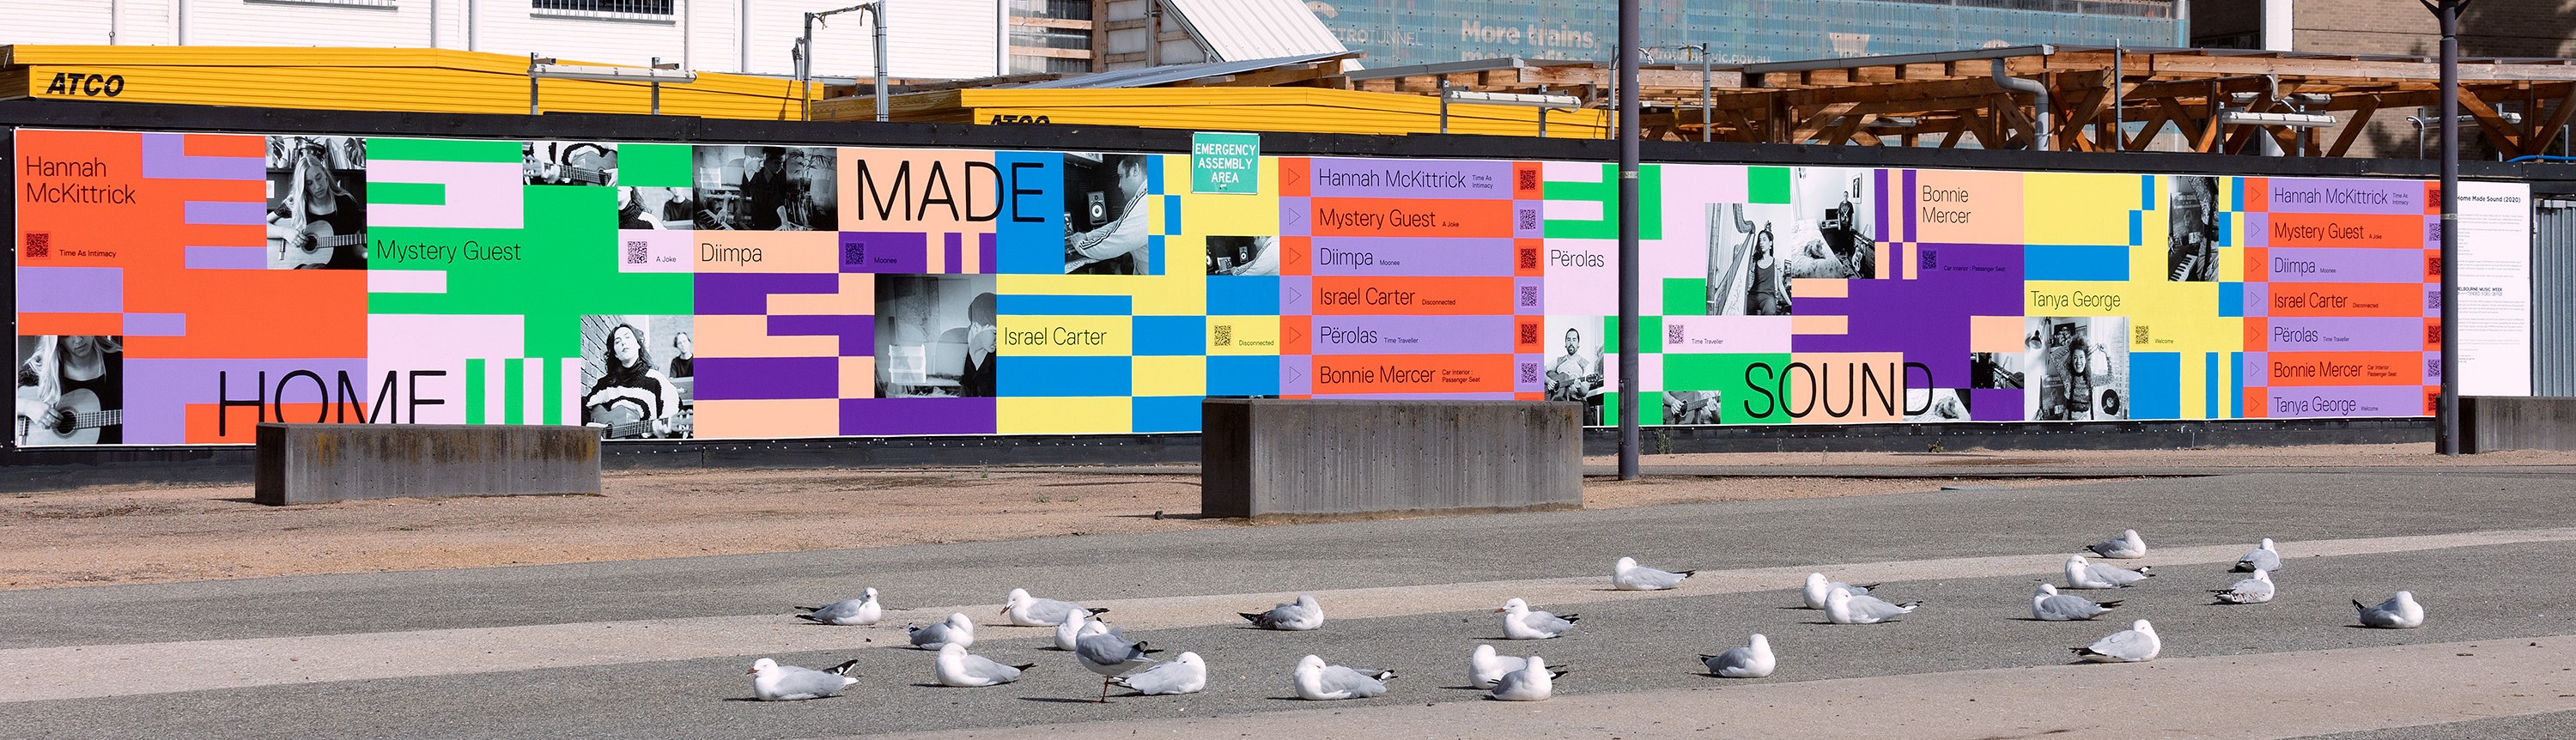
(2263, 351, 2423, 386)
(2263, 282, 2427, 318)
(1309, 276, 1513, 316)
(1309, 354, 1514, 394)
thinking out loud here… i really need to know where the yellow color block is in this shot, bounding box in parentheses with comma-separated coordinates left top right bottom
(997, 315, 1132, 356)
(2023, 172, 2137, 246)
(999, 274, 1205, 317)
(1177, 158, 1282, 234)
(1206, 316, 1281, 356)
(1133, 355, 1207, 397)
(999, 397, 1132, 434)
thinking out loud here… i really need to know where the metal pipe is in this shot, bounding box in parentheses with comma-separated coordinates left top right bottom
(1616, 0, 1640, 480)
(872, 2, 889, 123)
(2434, 0, 2469, 455)
(1437, 79, 1449, 134)
(1989, 57, 2050, 151)
(799, 12, 814, 120)
(2111, 40, 2123, 151)
(528, 52, 540, 115)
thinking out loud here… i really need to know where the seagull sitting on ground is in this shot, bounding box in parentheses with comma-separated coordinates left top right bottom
(934, 643, 1034, 688)
(1487, 655, 1554, 701)
(1700, 634, 1775, 678)
(2233, 538, 2282, 573)
(1292, 654, 1394, 700)
(2065, 555, 2154, 589)
(2072, 619, 2161, 663)
(2032, 582, 2122, 621)
(2355, 591, 2426, 628)
(2212, 570, 2276, 604)
(746, 657, 860, 701)
(1802, 573, 1880, 610)
(1054, 609, 1112, 651)
(1004, 587, 1109, 627)
(2087, 529, 2149, 559)
(907, 612, 975, 651)
(1469, 644, 1571, 688)
(1612, 556, 1695, 591)
(795, 587, 882, 626)
(1240, 593, 1326, 631)
(1496, 597, 1578, 639)
(1111, 651, 1206, 695)
(1825, 586, 1919, 624)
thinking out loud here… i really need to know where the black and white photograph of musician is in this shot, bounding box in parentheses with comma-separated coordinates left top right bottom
(2023, 316, 2130, 422)
(2166, 175, 2223, 282)
(1705, 203, 1795, 316)
(690, 145, 838, 231)
(1778, 167, 1877, 281)
(15, 335, 123, 446)
(617, 186, 696, 230)
(579, 315, 695, 439)
(1543, 318, 1607, 426)
(874, 275, 1000, 398)
(524, 141, 619, 186)
(264, 135, 368, 270)
(1063, 153, 1154, 275)
(1205, 235, 1279, 276)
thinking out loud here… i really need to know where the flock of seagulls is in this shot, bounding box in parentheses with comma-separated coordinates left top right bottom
(745, 530, 2427, 702)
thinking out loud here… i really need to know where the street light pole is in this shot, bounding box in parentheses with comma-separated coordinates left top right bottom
(1616, 0, 1641, 480)
(799, 1, 887, 122)
(2425, 0, 2470, 454)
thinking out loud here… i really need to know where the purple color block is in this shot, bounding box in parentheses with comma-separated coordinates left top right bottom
(1901, 170, 1918, 242)
(1514, 276, 1543, 314)
(1308, 315, 1513, 355)
(1514, 201, 1541, 239)
(183, 201, 266, 226)
(124, 357, 371, 444)
(2263, 385, 2426, 417)
(1874, 169, 1891, 237)
(1281, 355, 1312, 395)
(2264, 179, 2423, 215)
(695, 273, 839, 315)
(141, 134, 263, 181)
(944, 233, 963, 273)
(1279, 197, 1310, 236)
(2242, 352, 2269, 385)
(17, 266, 123, 313)
(768, 314, 876, 356)
(977, 233, 997, 274)
(1322, 391, 1519, 400)
(695, 356, 839, 400)
(841, 397, 997, 435)
(1793, 242, 2022, 370)
(1305, 159, 1511, 199)
(1515, 353, 1541, 393)
(122, 312, 186, 337)
(841, 231, 930, 273)
(1280, 276, 1312, 316)
(185, 246, 268, 270)
(1969, 388, 2025, 422)
(2261, 317, 2427, 353)
(2245, 283, 2270, 317)
(1309, 237, 1515, 276)
(2425, 349, 2444, 385)
(2241, 213, 2269, 248)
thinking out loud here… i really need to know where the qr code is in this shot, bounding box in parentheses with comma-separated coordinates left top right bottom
(1920, 247, 1935, 270)
(1518, 247, 1540, 270)
(623, 240, 648, 265)
(2424, 289, 2441, 311)
(2425, 324, 2442, 344)
(1517, 322, 1539, 345)
(1518, 362, 1540, 384)
(22, 233, 48, 258)
(1518, 285, 1539, 306)
(1516, 209, 1539, 231)
(1666, 323, 1686, 344)
(1517, 169, 1538, 191)
(1213, 324, 1233, 347)
(844, 242, 866, 265)
(2133, 325, 2149, 344)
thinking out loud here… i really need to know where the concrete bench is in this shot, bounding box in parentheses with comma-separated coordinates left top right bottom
(254, 423, 601, 506)
(1200, 398, 1583, 520)
(2461, 396, 2576, 452)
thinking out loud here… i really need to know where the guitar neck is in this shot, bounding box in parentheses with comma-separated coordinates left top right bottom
(605, 410, 690, 438)
(316, 233, 366, 248)
(15, 409, 118, 435)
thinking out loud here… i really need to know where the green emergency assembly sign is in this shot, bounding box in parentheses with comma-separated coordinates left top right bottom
(1191, 132, 1260, 194)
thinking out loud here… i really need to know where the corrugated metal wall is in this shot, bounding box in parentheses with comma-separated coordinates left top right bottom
(4, 45, 817, 119)
(821, 87, 1613, 137)
(0, 0, 119, 45)
(2537, 196, 2576, 396)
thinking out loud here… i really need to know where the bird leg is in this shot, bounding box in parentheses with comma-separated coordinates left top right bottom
(1097, 676, 1112, 703)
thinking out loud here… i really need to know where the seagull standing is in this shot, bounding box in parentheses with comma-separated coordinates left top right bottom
(1291, 654, 1394, 700)
(1488, 655, 1553, 701)
(1073, 626, 1161, 702)
(1003, 587, 1109, 627)
(2355, 591, 2426, 628)
(1824, 586, 1919, 624)
(2032, 582, 2122, 621)
(1612, 556, 1694, 591)
(1801, 573, 1879, 610)
(933, 643, 1034, 687)
(1468, 645, 1571, 688)
(1111, 651, 1207, 695)
(2087, 529, 2149, 559)
(1700, 634, 1775, 678)
(795, 587, 882, 626)
(2211, 570, 2276, 604)
(1239, 593, 1326, 630)
(1496, 597, 1578, 639)
(2064, 555, 2154, 589)
(2233, 538, 2283, 573)
(1054, 609, 1112, 651)
(908, 612, 975, 651)
(746, 658, 860, 701)
(2072, 619, 2161, 663)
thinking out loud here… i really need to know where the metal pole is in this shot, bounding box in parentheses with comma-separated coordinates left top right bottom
(1438, 79, 1449, 134)
(2111, 40, 2123, 151)
(1616, 0, 1641, 480)
(1699, 43, 1711, 143)
(2433, 0, 2470, 455)
(799, 12, 817, 121)
(872, 3, 889, 123)
(528, 52, 539, 115)
(650, 57, 663, 115)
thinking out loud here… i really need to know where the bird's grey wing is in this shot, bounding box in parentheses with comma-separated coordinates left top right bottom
(2038, 595, 2099, 619)
(1638, 569, 1687, 589)
(1491, 670, 1532, 695)
(1074, 634, 1139, 666)
(2246, 550, 2281, 571)
(1318, 666, 1387, 697)
(2089, 629, 2153, 659)
(810, 599, 860, 621)
(1114, 662, 1180, 693)
(1706, 646, 1753, 671)
(1530, 613, 1574, 632)
(2085, 564, 2142, 584)
(908, 623, 946, 646)
(775, 666, 847, 697)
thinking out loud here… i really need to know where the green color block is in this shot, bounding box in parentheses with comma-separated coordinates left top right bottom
(1597, 313, 1665, 358)
(543, 360, 564, 425)
(1543, 163, 1662, 240)
(370, 181, 446, 206)
(370, 136, 521, 162)
(1749, 167, 1791, 203)
(370, 181, 692, 359)
(1663, 353, 1793, 424)
(465, 359, 486, 424)
(503, 359, 526, 424)
(1662, 277, 1707, 316)
(1597, 392, 1666, 427)
(618, 143, 695, 188)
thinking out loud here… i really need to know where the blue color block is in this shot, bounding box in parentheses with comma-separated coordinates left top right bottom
(997, 356, 1131, 397)
(994, 151, 1065, 275)
(1144, 155, 1164, 193)
(2128, 209, 2143, 246)
(999, 294, 1133, 315)
(2218, 282, 2245, 317)
(2024, 244, 2129, 282)
(2218, 212, 2233, 246)
(2229, 352, 2245, 417)
(2204, 352, 2221, 418)
(1206, 275, 1280, 315)
(1163, 195, 1182, 234)
(1133, 315, 1206, 355)
(1132, 395, 1203, 433)
(2130, 352, 2181, 421)
(2230, 177, 2245, 211)
(1207, 355, 1280, 397)
(1148, 234, 1164, 276)
(2140, 175, 2155, 211)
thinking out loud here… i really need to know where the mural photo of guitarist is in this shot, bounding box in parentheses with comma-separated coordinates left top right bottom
(264, 136, 368, 270)
(579, 315, 694, 440)
(15, 335, 123, 446)
(525, 141, 619, 186)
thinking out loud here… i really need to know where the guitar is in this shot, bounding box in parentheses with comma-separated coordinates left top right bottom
(274, 219, 365, 269)
(588, 404, 693, 440)
(16, 387, 118, 446)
